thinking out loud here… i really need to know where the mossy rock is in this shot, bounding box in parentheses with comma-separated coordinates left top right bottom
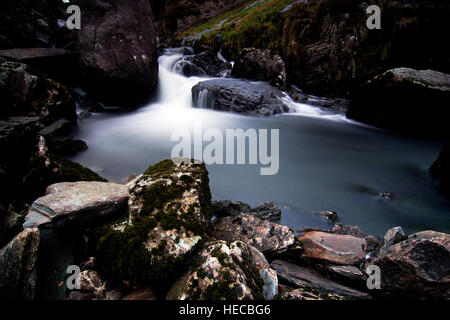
(166, 240, 265, 300)
(95, 159, 213, 289)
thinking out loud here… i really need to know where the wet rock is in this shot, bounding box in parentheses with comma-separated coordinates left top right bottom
(371, 230, 450, 299)
(212, 200, 251, 218)
(166, 240, 264, 300)
(211, 213, 300, 259)
(327, 265, 367, 289)
(122, 287, 157, 300)
(95, 159, 212, 286)
(192, 79, 290, 116)
(331, 223, 367, 238)
(378, 192, 394, 201)
(347, 68, 450, 137)
(24, 180, 128, 229)
(430, 143, 450, 197)
(378, 226, 407, 256)
(316, 211, 338, 222)
(232, 48, 287, 89)
(182, 50, 231, 77)
(251, 202, 282, 222)
(76, 0, 159, 106)
(297, 231, 367, 266)
(0, 228, 40, 300)
(271, 260, 372, 300)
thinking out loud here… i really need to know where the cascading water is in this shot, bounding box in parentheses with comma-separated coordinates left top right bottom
(71, 48, 450, 238)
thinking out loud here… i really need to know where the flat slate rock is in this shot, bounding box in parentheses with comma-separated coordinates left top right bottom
(271, 260, 372, 300)
(23, 181, 129, 229)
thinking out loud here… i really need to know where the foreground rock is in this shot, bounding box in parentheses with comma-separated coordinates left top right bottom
(166, 241, 264, 300)
(0, 228, 40, 300)
(23, 181, 129, 229)
(232, 48, 287, 89)
(211, 213, 300, 259)
(271, 260, 371, 300)
(378, 226, 407, 257)
(95, 159, 212, 286)
(430, 143, 450, 197)
(297, 231, 367, 266)
(347, 68, 450, 136)
(371, 230, 450, 299)
(192, 79, 289, 116)
(76, 0, 159, 106)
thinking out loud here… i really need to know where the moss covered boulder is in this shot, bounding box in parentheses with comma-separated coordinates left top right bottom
(95, 159, 212, 287)
(166, 240, 265, 300)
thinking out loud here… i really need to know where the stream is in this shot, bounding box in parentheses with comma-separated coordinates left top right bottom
(71, 48, 450, 238)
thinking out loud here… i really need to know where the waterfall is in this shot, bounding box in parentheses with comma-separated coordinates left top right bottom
(198, 89, 209, 108)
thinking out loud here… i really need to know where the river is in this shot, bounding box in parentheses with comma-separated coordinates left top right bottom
(71, 48, 450, 238)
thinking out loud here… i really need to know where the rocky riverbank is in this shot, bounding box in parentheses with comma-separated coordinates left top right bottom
(0, 159, 448, 300)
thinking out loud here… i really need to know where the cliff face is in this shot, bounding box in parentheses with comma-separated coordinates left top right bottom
(177, 0, 450, 97)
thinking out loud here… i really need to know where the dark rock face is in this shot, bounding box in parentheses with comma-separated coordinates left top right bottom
(347, 68, 450, 136)
(166, 240, 265, 300)
(0, 0, 65, 49)
(212, 200, 252, 218)
(192, 79, 290, 116)
(232, 48, 287, 89)
(211, 213, 300, 259)
(251, 202, 282, 223)
(430, 143, 450, 196)
(271, 260, 372, 300)
(179, 50, 232, 77)
(0, 61, 77, 126)
(371, 230, 450, 299)
(0, 228, 40, 300)
(76, 0, 159, 106)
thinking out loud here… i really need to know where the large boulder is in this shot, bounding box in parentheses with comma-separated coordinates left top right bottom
(76, 0, 159, 106)
(0, 228, 40, 300)
(232, 48, 287, 89)
(192, 79, 290, 116)
(271, 260, 372, 300)
(430, 143, 450, 196)
(347, 68, 450, 136)
(371, 230, 450, 299)
(166, 240, 265, 300)
(94, 159, 212, 287)
(23, 181, 129, 229)
(297, 231, 367, 266)
(211, 213, 300, 259)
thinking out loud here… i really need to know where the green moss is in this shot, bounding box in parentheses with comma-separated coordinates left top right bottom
(144, 159, 175, 178)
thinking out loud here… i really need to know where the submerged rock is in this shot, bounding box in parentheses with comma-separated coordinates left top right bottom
(316, 211, 338, 222)
(251, 202, 282, 222)
(347, 68, 450, 136)
(0, 228, 40, 300)
(192, 79, 290, 116)
(166, 240, 265, 300)
(95, 159, 212, 286)
(232, 48, 287, 89)
(211, 213, 300, 259)
(23, 181, 129, 229)
(212, 200, 252, 218)
(297, 231, 367, 266)
(271, 260, 372, 300)
(371, 230, 450, 299)
(77, 0, 159, 106)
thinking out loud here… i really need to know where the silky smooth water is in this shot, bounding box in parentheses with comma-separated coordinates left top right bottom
(71, 49, 450, 238)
